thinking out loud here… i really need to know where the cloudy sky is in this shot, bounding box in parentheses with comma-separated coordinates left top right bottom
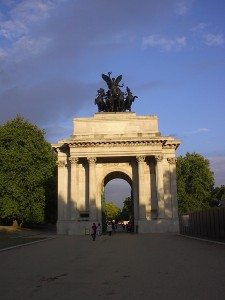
(0, 0, 225, 207)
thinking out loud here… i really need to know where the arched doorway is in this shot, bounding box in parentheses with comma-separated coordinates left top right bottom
(105, 178, 130, 210)
(103, 172, 133, 232)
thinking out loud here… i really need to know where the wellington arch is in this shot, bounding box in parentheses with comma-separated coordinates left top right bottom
(52, 112, 181, 235)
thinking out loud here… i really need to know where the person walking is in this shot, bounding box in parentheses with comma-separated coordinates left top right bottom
(96, 223, 102, 236)
(107, 222, 113, 236)
(91, 223, 97, 241)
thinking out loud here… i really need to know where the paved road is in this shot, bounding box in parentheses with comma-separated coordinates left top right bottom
(0, 232, 225, 300)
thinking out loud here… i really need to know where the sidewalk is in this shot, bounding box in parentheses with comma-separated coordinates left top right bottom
(0, 232, 225, 300)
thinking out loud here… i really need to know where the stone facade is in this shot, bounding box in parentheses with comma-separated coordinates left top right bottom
(52, 112, 181, 235)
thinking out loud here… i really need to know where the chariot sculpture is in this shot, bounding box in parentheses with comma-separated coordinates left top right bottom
(95, 72, 138, 112)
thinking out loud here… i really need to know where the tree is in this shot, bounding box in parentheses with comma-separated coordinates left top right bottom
(120, 197, 133, 221)
(176, 152, 214, 213)
(211, 185, 225, 206)
(0, 116, 56, 225)
(104, 202, 121, 222)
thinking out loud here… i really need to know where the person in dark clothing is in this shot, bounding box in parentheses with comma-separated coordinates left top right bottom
(91, 223, 97, 241)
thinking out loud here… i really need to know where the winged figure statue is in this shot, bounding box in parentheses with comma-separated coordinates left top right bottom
(94, 72, 138, 112)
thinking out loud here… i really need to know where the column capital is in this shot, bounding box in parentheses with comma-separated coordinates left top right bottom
(87, 157, 96, 164)
(69, 157, 79, 164)
(136, 155, 145, 163)
(155, 155, 163, 162)
(167, 157, 176, 165)
(56, 160, 66, 168)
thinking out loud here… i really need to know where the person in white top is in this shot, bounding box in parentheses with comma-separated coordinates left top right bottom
(107, 223, 113, 236)
(96, 223, 102, 236)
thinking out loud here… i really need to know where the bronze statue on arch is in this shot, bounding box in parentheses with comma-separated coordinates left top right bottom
(94, 72, 138, 112)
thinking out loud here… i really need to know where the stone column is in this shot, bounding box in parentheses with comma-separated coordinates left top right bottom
(155, 155, 165, 218)
(56, 160, 68, 221)
(69, 157, 79, 220)
(136, 156, 146, 219)
(87, 157, 97, 221)
(167, 158, 178, 218)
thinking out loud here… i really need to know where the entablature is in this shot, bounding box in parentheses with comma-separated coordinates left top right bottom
(53, 137, 180, 151)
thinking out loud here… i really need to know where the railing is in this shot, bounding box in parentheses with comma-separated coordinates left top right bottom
(179, 207, 225, 243)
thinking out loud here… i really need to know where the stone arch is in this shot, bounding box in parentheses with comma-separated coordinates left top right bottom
(95, 167, 133, 221)
(104, 170, 132, 186)
(99, 167, 132, 190)
(53, 112, 181, 234)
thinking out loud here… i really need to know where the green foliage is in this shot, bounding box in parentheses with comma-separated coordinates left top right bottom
(0, 115, 56, 224)
(210, 185, 225, 206)
(120, 197, 133, 220)
(104, 202, 121, 222)
(176, 152, 214, 213)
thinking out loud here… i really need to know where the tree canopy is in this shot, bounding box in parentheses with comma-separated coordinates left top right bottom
(176, 152, 214, 213)
(120, 197, 133, 221)
(104, 202, 121, 222)
(211, 185, 225, 206)
(0, 116, 56, 225)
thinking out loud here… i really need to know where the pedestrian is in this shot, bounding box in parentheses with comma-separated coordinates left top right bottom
(91, 223, 97, 241)
(107, 222, 112, 236)
(97, 223, 102, 236)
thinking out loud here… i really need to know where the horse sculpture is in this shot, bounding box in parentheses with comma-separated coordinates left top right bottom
(95, 73, 138, 112)
(123, 87, 138, 112)
(95, 88, 106, 112)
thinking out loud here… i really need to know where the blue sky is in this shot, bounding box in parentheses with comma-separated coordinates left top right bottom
(0, 0, 224, 202)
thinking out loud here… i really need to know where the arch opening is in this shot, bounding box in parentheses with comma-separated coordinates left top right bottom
(102, 171, 134, 233)
(105, 178, 131, 210)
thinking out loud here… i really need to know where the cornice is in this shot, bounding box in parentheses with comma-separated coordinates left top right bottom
(52, 138, 181, 150)
(67, 139, 165, 148)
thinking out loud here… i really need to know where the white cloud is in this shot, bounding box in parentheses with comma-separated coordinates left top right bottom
(203, 33, 224, 46)
(0, 19, 28, 40)
(192, 22, 208, 33)
(143, 35, 187, 51)
(191, 23, 224, 47)
(14, 36, 51, 56)
(184, 128, 209, 135)
(198, 128, 209, 132)
(0, 0, 57, 62)
(175, 1, 189, 15)
(0, 36, 51, 62)
(0, 48, 8, 59)
(0, 0, 56, 40)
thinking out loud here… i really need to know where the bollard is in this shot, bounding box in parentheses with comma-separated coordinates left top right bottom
(85, 228, 90, 235)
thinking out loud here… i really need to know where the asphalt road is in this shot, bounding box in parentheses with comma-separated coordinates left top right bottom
(1, 232, 225, 300)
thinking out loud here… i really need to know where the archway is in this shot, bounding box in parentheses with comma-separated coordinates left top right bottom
(103, 172, 133, 232)
(105, 178, 130, 210)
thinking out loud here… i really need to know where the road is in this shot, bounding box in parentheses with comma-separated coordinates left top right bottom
(0, 232, 225, 300)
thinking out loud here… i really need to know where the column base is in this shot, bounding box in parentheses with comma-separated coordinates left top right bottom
(57, 220, 98, 235)
(57, 219, 179, 235)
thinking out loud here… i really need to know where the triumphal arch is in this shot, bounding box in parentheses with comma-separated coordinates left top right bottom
(53, 73, 181, 234)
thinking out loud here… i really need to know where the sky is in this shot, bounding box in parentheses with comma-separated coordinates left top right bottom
(0, 0, 225, 208)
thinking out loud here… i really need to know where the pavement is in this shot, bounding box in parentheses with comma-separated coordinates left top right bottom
(0, 231, 225, 300)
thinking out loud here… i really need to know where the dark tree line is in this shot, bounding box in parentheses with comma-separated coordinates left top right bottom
(177, 152, 225, 213)
(0, 116, 56, 226)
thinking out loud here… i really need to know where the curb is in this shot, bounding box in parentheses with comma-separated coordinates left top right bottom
(0, 236, 56, 252)
(179, 234, 225, 246)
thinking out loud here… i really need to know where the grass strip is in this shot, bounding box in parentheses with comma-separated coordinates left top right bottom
(0, 228, 48, 249)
